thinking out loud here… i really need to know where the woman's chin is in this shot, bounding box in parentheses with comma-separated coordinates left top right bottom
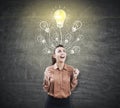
(59, 60, 65, 63)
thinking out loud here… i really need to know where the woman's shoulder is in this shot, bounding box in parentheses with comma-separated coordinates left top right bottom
(65, 64, 80, 75)
(45, 65, 54, 70)
(44, 65, 55, 73)
(65, 64, 74, 71)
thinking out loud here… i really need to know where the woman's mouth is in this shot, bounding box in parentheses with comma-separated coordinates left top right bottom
(60, 56, 65, 59)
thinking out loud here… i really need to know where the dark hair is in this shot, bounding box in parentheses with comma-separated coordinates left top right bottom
(52, 44, 64, 65)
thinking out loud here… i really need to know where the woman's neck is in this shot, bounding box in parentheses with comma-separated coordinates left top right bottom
(56, 62, 64, 70)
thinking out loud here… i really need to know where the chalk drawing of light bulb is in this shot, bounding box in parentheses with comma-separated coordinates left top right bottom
(72, 20, 82, 32)
(49, 31, 59, 46)
(76, 34, 84, 42)
(37, 35, 46, 44)
(42, 47, 51, 54)
(64, 33, 72, 44)
(39, 21, 50, 33)
(53, 32, 59, 42)
(70, 46, 80, 54)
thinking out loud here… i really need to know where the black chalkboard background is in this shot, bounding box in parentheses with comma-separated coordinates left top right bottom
(0, 0, 120, 108)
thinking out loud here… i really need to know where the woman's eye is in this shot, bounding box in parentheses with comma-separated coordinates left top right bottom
(63, 50, 66, 52)
(58, 50, 61, 53)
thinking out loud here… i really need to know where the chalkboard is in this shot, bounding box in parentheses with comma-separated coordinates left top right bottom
(0, 0, 120, 108)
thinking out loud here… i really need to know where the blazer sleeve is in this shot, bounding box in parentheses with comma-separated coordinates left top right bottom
(70, 68, 80, 91)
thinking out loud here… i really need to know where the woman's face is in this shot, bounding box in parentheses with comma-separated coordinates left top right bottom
(54, 47, 67, 63)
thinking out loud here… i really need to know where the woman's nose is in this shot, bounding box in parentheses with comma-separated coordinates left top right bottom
(61, 52, 66, 55)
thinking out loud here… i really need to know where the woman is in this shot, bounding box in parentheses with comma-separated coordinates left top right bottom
(43, 44, 80, 108)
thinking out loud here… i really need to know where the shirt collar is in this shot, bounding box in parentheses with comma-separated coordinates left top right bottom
(53, 63, 67, 70)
